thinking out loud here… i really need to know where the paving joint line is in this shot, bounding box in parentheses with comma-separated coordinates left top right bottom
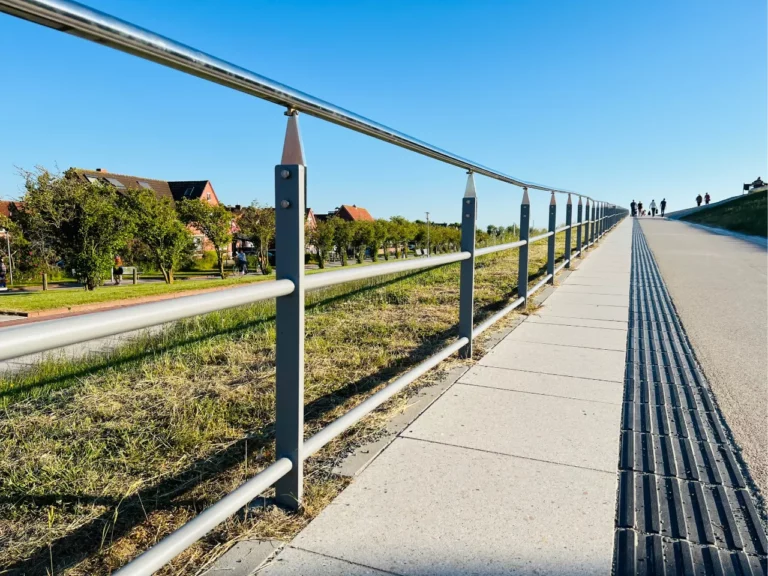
(400, 435, 616, 476)
(287, 545, 407, 576)
(455, 381, 623, 406)
(474, 364, 624, 384)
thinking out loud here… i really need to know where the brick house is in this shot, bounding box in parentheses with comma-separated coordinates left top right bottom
(0, 200, 16, 219)
(308, 204, 375, 230)
(70, 168, 229, 255)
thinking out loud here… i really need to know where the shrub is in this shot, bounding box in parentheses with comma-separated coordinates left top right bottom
(189, 250, 219, 271)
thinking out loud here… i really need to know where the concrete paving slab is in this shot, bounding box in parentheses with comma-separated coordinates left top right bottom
(202, 540, 283, 576)
(505, 321, 627, 351)
(263, 547, 388, 575)
(540, 291, 629, 308)
(536, 301, 629, 322)
(334, 366, 469, 477)
(459, 365, 623, 404)
(480, 339, 626, 382)
(280, 438, 617, 576)
(402, 383, 621, 472)
(527, 313, 627, 331)
(556, 283, 630, 296)
(560, 275, 631, 287)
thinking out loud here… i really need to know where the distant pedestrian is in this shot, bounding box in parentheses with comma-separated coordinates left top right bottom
(696, 194, 703, 207)
(236, 249, 248, 275)
(650, 199, 657, 217)
(113, 255, 123, 285)
(630, 199, 637, 217)
(637, 201, 644, 216)
(660, 198, 667, 217)
(705, 193, 711, 205)
(0, 256, 6, 291)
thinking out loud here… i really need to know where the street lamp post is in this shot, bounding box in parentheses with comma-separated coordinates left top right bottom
(425, 212, 430, 257)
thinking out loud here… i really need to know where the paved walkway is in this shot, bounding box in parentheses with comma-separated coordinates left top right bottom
(259, 221, 633, 575)
(639, 218, 768, 496)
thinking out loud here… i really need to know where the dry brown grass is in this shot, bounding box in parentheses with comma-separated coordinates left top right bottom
(0, 237, 570, 575)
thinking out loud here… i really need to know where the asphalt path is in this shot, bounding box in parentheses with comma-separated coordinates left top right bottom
(639, 217, 768, 497)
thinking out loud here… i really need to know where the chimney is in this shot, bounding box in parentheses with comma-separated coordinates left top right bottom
(96, 168, 106, 172)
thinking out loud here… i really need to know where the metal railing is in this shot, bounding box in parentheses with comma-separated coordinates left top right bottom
(0, 1, 628, 573)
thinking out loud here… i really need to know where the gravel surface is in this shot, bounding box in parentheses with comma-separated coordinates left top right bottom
(639, 218, 768, 498)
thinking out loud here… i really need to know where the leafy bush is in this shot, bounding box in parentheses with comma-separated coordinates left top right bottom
(189, 250, 219, 271)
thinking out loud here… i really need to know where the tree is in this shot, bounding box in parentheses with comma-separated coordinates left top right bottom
(123, 188, 193, 283)
(177, 199, 233, 278)
(371, 220, 388, 262)
(389, 216, 413, 258)
(238, 203, 275, 274)
(18, 167, 135, 290)
(307, 218, 337, 268)
(351, 220, 374, 264)
(331, 217, 352, 266)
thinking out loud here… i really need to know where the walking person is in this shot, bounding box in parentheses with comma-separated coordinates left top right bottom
(113, 255, 123, 285)
(637, 201, 643, 216)
(705, 192, 711, 205)
(236, 249, 248, 275)
(0, 256, 7, 292)
(650, 199, 657, 217)
(696, 194, 703, 207)
(630, 199, 637, 217)
(660, 198, 667, 217)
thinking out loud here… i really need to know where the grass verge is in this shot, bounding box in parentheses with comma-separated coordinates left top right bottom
(0, 256, 450, 313)
(0, 237, 568, 575)
(681, 191, 767, 237)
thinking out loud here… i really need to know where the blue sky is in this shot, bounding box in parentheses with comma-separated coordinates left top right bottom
(0, 0, 765, 228)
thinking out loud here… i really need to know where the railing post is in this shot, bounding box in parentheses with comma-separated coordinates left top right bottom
(576, 196, 583, 257)
(595, 202, 600, 241)
(459, 173, 477, 359)
(518, 188, 530, 306)
(595, 202, 601, 242)
(274, 111, 306, 509)
(600, 202, 605, 238)
(590, 200, 596, 246)
(584, 199, 590, 250)
(565, 194, 572, 268)
(546, 192, 556, 284)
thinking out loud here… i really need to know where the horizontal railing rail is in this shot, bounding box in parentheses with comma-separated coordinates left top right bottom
(0, 1, 629, 574)
(474, 239, 527, 257)
(0, 279, 295, 362)
(2, 0, 582, 197)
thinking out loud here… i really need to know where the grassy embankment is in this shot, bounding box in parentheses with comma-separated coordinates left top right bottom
(1, 255, 468, 313)
(0, 232, 579, 575)
(682, 190, 767, 237)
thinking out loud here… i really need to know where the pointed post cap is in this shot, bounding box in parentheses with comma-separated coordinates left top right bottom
(578, 195, 582, 205)
(567, 193, 572, 205)
(464, 172, 476, 198)
(550, 191, 556, 206)
(521, 187, 530, 205)
(281, 110, 305, 165)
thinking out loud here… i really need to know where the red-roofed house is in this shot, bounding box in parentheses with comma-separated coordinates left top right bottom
(0, 200, 15, 219)
(308, 204, 375, 230)
(68, 168, 229, 255)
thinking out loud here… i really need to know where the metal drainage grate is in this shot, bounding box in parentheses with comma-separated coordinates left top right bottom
(613, 221, 768, 575)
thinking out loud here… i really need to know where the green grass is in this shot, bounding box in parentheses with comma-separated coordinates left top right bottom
(682, 190, 767, 237)
(0, 237, 573, 575)
(0, 257, 438, 313)
(0, 275, 273, 313)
